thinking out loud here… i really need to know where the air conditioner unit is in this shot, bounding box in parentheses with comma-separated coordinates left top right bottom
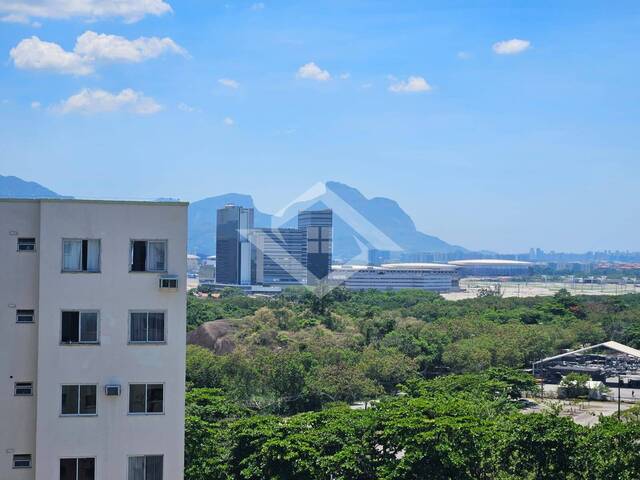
(104, 385, 121, 396)
(159, 276, 178, 289)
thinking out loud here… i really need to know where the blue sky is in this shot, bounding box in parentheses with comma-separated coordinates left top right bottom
(1, 1, 639, 253)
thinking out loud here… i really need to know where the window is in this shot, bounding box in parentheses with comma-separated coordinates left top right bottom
(128, 455, 163, 480)
(16, 309, 35, 323)
(14, 382, 33, 396)
(61, 385, 97, 415)
(61, 311, 99, 344)
(13, 454, 32, 469)
(63, 239, 100, 272)
(130, 240, 167, 272)
(60, 458, 95, 480)
(129, 312, 165, 343)
(17, 238, 36, 252)
(129, 384, 163, 414)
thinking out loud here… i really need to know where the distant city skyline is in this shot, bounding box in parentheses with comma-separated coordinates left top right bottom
(1, 1, 639, 252)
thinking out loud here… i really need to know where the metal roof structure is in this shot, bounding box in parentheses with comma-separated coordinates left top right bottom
(448, 259, 533, 266)
(534, 341, 640, 365)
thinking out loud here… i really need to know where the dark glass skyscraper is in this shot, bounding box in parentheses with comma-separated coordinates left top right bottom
(297, 209, 333, 284)
(215, 204, 254, 285)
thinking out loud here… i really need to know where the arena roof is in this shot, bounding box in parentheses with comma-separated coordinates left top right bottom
(381, 263, 458, 271)
(448, 259, 533, 267)
(332, 263, 458, 272)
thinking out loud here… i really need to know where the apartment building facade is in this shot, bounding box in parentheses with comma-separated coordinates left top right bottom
(1, 199, 187, 480)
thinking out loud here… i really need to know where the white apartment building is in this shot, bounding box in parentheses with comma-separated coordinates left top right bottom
(1, 199, 187, 480)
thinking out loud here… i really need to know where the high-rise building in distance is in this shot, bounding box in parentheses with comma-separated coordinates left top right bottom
(251, 228, 307, 285)
(216, 204, 254, 285)
(1, 198, 187, 480)
(297, 209, 332, 284)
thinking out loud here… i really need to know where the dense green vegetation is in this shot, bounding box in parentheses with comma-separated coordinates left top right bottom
(185, 289, 640, 479)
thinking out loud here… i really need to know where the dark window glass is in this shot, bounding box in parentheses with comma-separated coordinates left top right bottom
(79, 385, 97, 415)
(145, 455, 163, 480)
(61, 312, 80, 343)
(61, 385, 79, 415)
(147, 384, 164, 413)
(16, 309, 34, 323)
(80, 312, 98, 343)
(60, 458, 95, 480)
(128, 456, 163, 480)
(78, 458, 95, 480)
(62, 311, 98, 344)
(129, 384, 146, 413)
(147, 313, 165, 342)
(60, 458, 76, 480)
(128, 457, 145, 480)
(131, 241, 147, 272)
(130, 313, 147, 342)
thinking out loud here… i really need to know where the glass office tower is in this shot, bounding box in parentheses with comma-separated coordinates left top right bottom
(215, 204, 254, 285)
(297, 209, 332, 284)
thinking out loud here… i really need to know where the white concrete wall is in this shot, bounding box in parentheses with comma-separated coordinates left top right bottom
(1, 199, 186, 479)
(0, 201, 39, 480)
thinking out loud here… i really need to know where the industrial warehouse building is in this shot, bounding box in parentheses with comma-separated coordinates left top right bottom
(331, 263, 459, 292)
(448, 259, 533, 277)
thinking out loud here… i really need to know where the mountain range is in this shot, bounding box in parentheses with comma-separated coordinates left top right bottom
(0, 175, 61, 198)
(0, 175, 465, 259)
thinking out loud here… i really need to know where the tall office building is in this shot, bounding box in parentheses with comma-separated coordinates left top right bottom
(297, 209, 333, 284)
(1, 198, 187, 479)
(251, 228, 307, 285)
(215, 205, 254, 285)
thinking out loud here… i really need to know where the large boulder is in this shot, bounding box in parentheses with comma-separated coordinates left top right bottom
(187, 320, 236, 354)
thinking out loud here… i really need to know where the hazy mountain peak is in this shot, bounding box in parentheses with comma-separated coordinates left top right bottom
(0, 175, 61, 198)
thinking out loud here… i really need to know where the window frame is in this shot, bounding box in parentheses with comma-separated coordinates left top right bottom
(128, 383, 165, 415)
(12, 454, 32, 469)
(129, 239, 168, 273)
(17, 237, 36, 252)
(128, 311, 167, 344)
(16, 309, 35, 324)
(60, 310, 100, 345)
(14, 382, 33, 396)
(127, 454, 164, 480)
(59, 456, 96, 480)
(60, 384, 98, 417)
(61, 238, 101, 273)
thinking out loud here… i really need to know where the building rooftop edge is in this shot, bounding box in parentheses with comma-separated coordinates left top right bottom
(0, 198, 189, 206)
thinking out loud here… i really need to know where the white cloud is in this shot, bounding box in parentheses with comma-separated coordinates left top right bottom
(223, 117, 234, 126)
(31, 101, 41, 109)
(339, 72, 350, 80)
(178, 102, 197, 112)
(457, 51, 471, 60)
(492, 38, 531, 55)
(0, 0, 172, 24)
(74, 31, 186, 62)
(361, 83, 372, 89)
(250, 2, 265, 11)
(218, 78, 239, 89)
(388, 76, 431, 93)
(10, 31, 186, 75)
(1, 13, 29, 23)
(10, 36, 92, 75)
(296, 62, 330, 81)
(54, 88, 162, 115)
